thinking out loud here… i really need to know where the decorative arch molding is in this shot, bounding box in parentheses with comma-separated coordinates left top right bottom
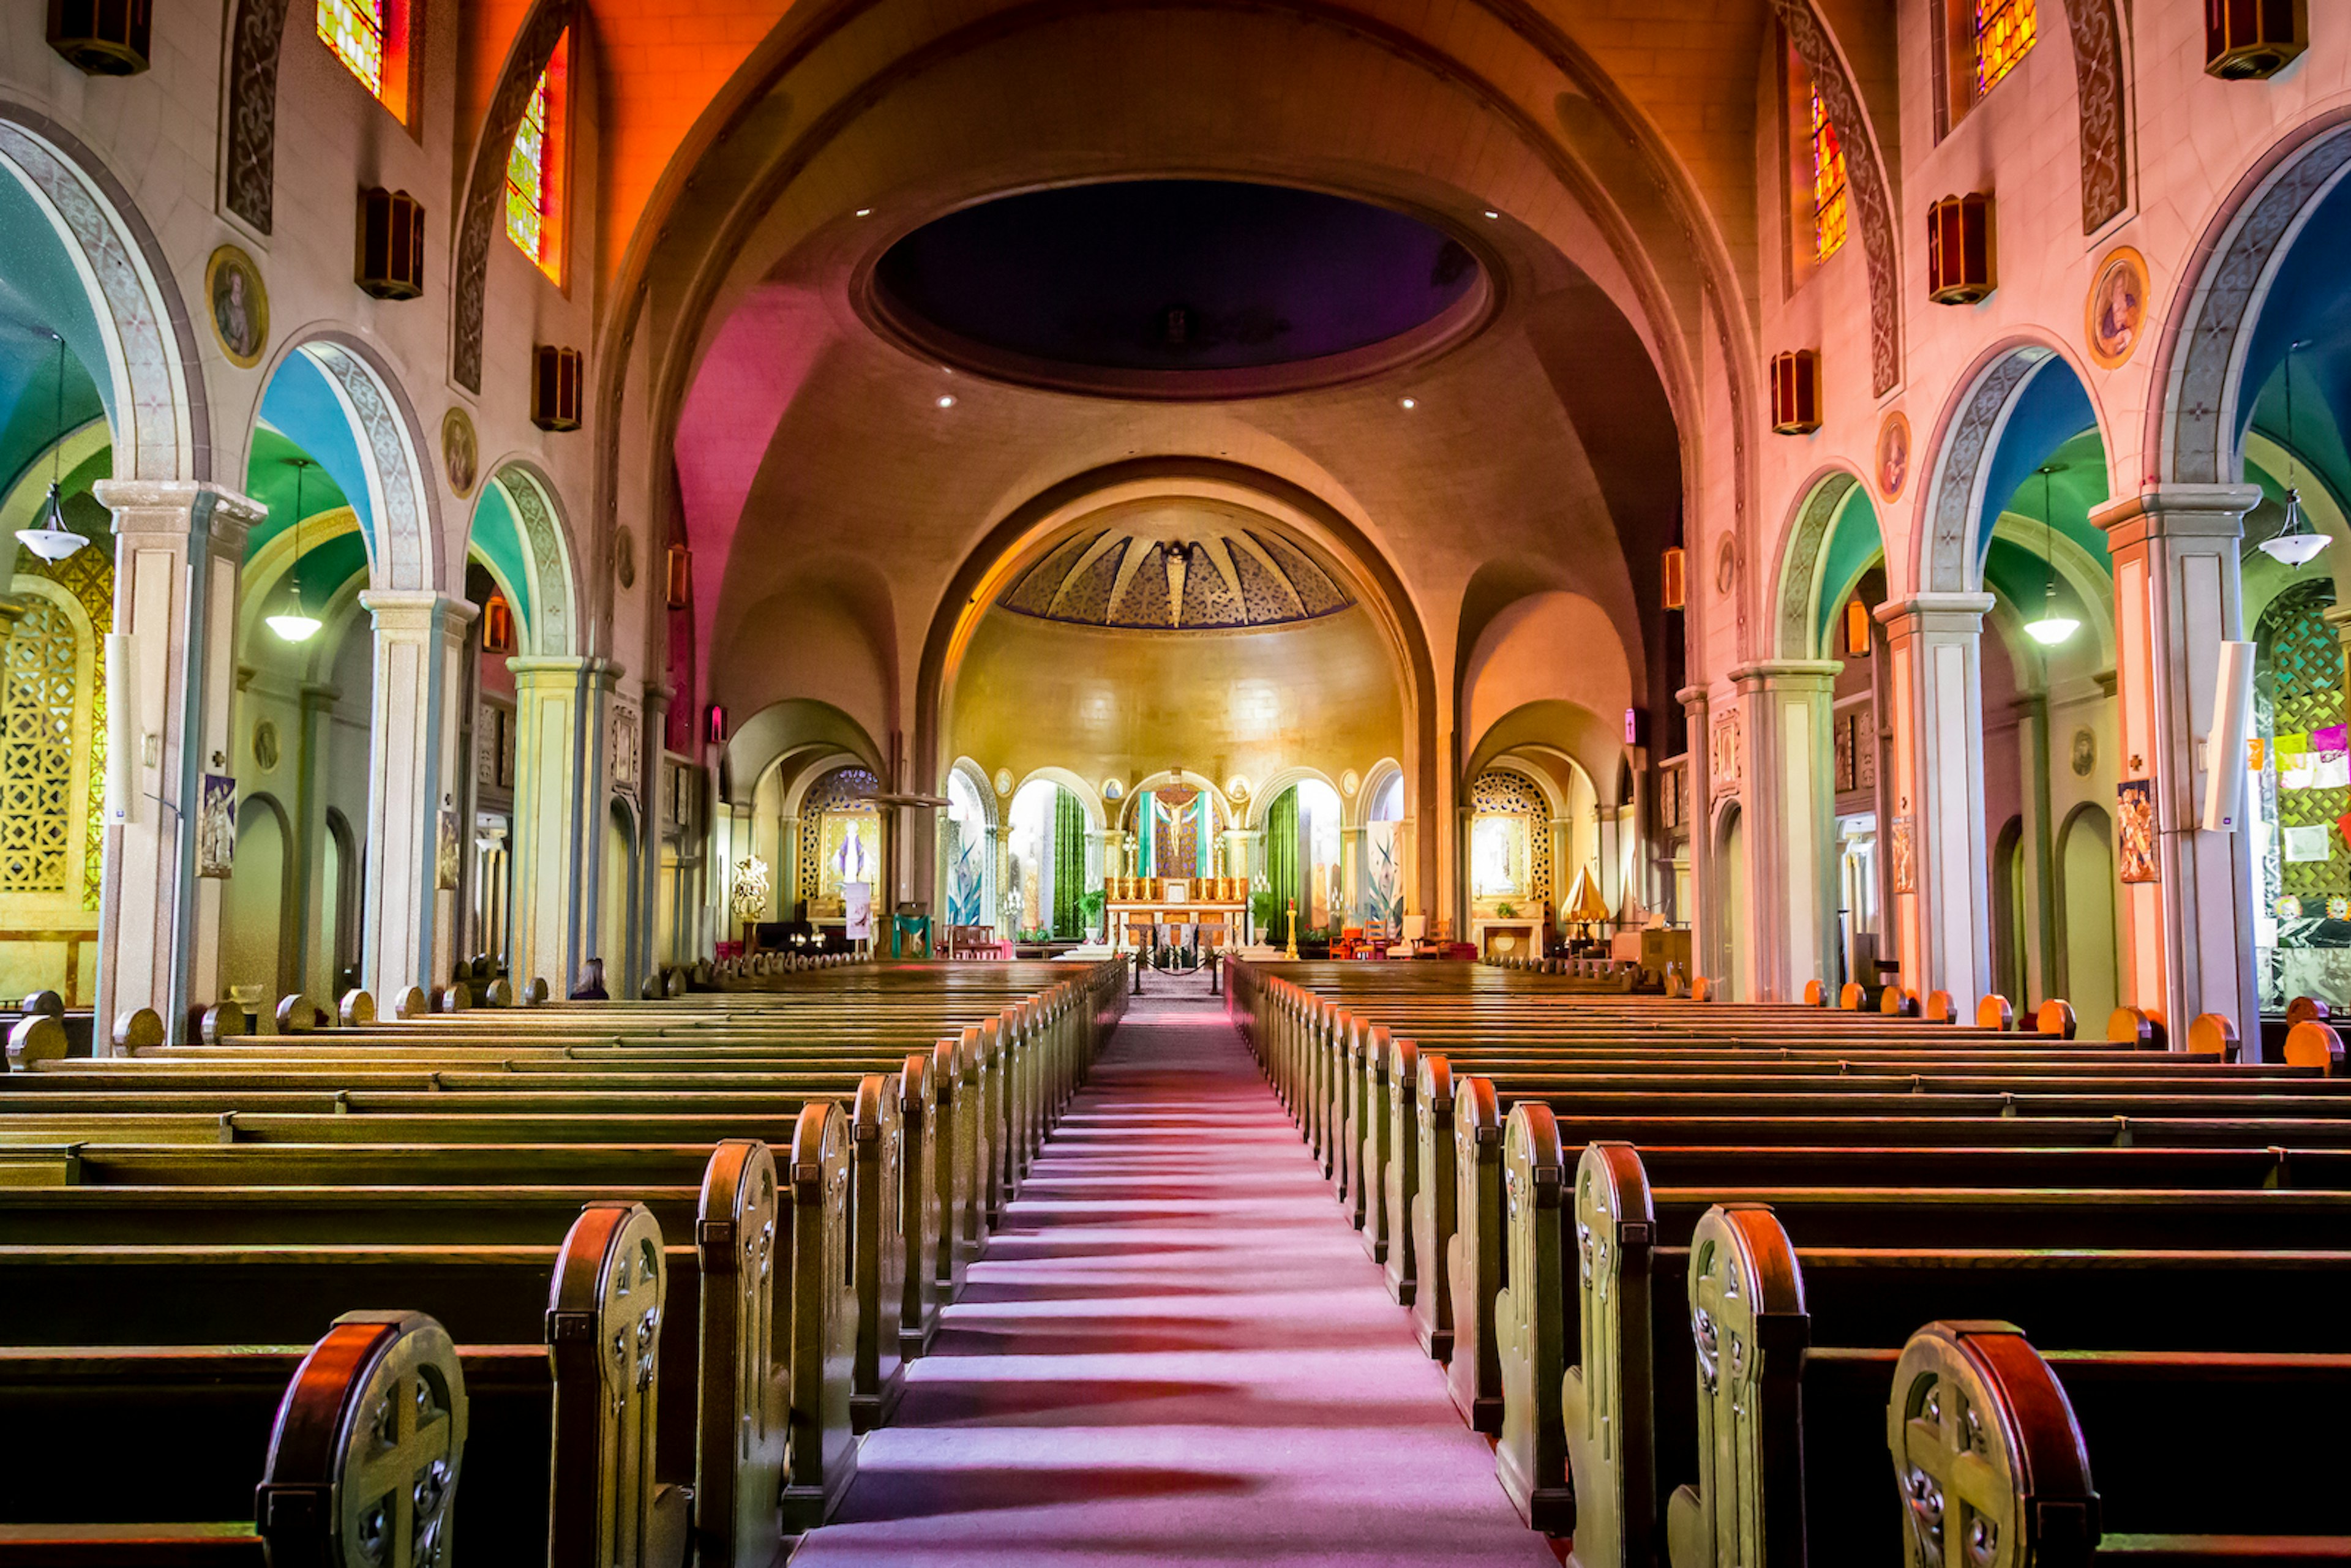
(452, 1, 577, 392)
(1773, 467, 1866, 658)
(2153, 111, 2351, 487)
(1116, 770, 1231, 836)
(947, 757, 1002, 831)
(478, 460, 579, 655)
(2061, 0, 2129, 233)
(1768, 0, 1900, 396)
(1243, 765, 1343, 834)
(1010, 766, 1107, 832)
(775, 748, 872, 820)
(1347, 756, 1406, 830)
(725, 698, 886, 803)
(1913, 339, 2110, 596)
(0, 106, 207, 482)
(264, 335, 441, 595)
(222, 0, 293, 234)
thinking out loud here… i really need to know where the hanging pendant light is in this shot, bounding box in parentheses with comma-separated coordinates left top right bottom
(17, 335, 90, 564)
(2022, 462, 2080, 647)
(267, 457, 323, 643)
(2257, 339, 2332, 568)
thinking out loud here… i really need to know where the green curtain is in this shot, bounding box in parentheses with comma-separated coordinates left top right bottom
(1265, 787, 1299, 945)
(1052, 788, 1086, 938)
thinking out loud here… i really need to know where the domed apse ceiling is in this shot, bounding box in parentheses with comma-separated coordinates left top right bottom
(869, 180, 1488, 396)
(999, 509, 1355, 631)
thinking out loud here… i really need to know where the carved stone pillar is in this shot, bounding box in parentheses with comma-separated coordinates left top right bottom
(2093, 486, 2263, 1051)
(92, 480, 260, 1046)
(773, 814, 800, 920)
(1728, 661, 1842, 1001)
(2012, 691, 2057, 1007)
(293, 681, 340, 1000)
(1875, 593, 1997, 1008)
(506, 656, 607, 995)
(358, 591, 477, 1000)
(1678, 684, 1714, 978)
(636, 685, 670, 978)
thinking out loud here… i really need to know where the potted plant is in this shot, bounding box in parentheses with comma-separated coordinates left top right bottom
(1496, 901, 1518, 919)
(1250, 890, 1277, 940)
(1078, 888, 1106, 940)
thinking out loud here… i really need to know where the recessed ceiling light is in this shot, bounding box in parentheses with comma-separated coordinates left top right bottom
(855, 208, 874, 217)
(1400, 397, 1417, 410)
(936, 394, 957, 409)
(1482, 209, 1500, 220)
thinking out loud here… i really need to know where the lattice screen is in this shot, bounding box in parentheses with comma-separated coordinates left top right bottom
(1468, 767, 1553, 909)
(2257, 578, 2348, 906)
(0, 597, 78, 893)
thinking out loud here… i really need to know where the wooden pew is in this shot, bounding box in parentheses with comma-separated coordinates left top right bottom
(0, 1311, 473, 1566)
(1877, 1321, 2351, 1565)
(1554, 1152, 2351, 1566)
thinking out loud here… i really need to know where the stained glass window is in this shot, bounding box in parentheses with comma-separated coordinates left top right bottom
(318, 0, 386, 99)
(506, 69, 551, 268)
(1976, 0, 2036, 94)
(1811, 89, 1848, 263)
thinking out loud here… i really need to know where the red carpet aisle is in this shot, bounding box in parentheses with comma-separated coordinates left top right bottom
(790, 973, 1561, 1567)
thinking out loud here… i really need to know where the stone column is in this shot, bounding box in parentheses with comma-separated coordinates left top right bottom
(1678, 684, 1714, 978)
(1549, 816, 1578, 947)
(2093, 486, 2263, 1050)
(2013, 691, 2057, 1007)
(506, 656, 604, 994)
(292, 681, 340, 999)
(773, 813, 800, 920)
(357, 591, 477, 1001)
(1340, 823, 1368, 928)
(92, 480, 261, 1046)
(1727, 660, 1842, 1001)
(1875, 593, 1998, 1008)
(639, 685, 672, 976)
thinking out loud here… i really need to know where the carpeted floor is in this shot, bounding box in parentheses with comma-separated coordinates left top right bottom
(789, 973, 1562, 1566)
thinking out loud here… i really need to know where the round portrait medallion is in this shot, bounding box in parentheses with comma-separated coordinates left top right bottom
(2086, 247, 2150, 371)
(1877, 411, 1911, 501)
(205, 245, 269, 369)
(441, 407, 478, 498)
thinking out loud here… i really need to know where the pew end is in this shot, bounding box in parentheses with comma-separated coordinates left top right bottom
(1924, 990, 1957, 1024)
(1976, 994, 2017, 1032)
(2186, 1013, 2240, 1064)
(2283, 1021, 2345, 1077)
(2037, 999, 2079, 1040)
(2108, 1006, 2169, 1051)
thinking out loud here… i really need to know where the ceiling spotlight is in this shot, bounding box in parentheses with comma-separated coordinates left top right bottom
(1482, 209, 1500, 220)
(936, 394, 957, 409)
(854, 208, 873, 217)
(1399, 397, 1417, 410)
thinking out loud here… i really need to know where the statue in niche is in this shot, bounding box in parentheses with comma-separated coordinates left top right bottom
(831, 819, 874, 885)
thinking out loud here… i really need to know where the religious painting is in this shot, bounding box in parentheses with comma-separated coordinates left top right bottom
(822, 810, 880, 896)
(1714, 535, 1738, 598)
(1365, 820, 1403, 926)
(252, 719, 280, 775)
(2071, 727, 2098, 777)
(1876, 410, 1910, 501)
(197, 775, 237, 878)
(441, 407, 478, 498)
(1469, 814, 1527, 899)
(435, 809, 461, 890)
(730, 856, 770, 922)
(2117, 779, 2159, 882)
(1711, 711, 1742, 793)
(1890, 814, 1915, 894)
(1834, 712, 1858, 793)
(842, 880, 873, 942)
(2086, 247, 2150, 370)
(1150, 785, 1202, 877)
(205, 246, 268, 369)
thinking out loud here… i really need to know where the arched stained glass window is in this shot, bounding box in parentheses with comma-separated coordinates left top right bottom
(319, 0, 410, 118)
(506, 43, 568, 282)
(1810, 89, 1848, 263)
(1976, 0, 2036, 94)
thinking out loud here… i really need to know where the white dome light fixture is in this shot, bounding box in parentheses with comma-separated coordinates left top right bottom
(266, 457, 323, 644)
(2021, 462, 2080, 648)
(17, 335, 89, 564)
(2257, 339, 2333, 569)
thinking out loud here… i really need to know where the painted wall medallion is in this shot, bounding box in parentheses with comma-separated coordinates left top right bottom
(612, 526, 638, 590)
(1714, 535, 1738, 597)
(1876, 410, 1911, 501)
(252, 719, 280, 775)
(1227, 776, 1250, 803)
(2086, 247, 2150, 371)
(441, 407, 478, 498)
(197, 775, 238, 877)
(1102, 778, 1123, 801)
(205, 245, 269, 369)
(993, 767, 1013, 797)
(1341, 768, 1360, 798)
(2117, 778, 2158, 883)
(1891, 813, 1915, 894)
(2071, 727, 2097, 778)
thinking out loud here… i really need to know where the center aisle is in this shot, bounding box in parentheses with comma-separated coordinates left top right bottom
(790, 975, 1561, 1567)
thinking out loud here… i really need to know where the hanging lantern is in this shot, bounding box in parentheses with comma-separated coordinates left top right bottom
(532, 345, 583, 432)
(1660, 545, 1686, 611)
(2206, 0, 2306, 79)
(666, 542, 691, 609)
(1844, 598, 1870, 657)
(1770, 350, 1821, 434)
(1927, 193, 1996, 304)
(482, 590, 519, 656)
(355, 187, 427, 300)
(16, 336, 89, 565)
(47, 0, 151, 73)
(266, 458, 322, 643)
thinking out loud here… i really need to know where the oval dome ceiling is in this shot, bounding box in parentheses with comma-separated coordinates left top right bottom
(999, 514, 1355, 632)
(869, 180, 1488, 397)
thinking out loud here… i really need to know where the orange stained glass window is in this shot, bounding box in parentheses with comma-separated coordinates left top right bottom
(1976, 0, 2037, 94)
(318, 0, 384, 98)
(1811, 89, 1848, 263)
(505, 50, 564, 283)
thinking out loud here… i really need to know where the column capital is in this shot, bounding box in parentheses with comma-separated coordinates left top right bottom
(2090, 485, 2262, 546)
(1873, 593, 1995, 640)
(1676, 683, 1710, 715)
(1727, 659, 1843, 693)
(94, 479, 266, 541)
(358, 589, 479, 636)
(298, 681, 342, 710)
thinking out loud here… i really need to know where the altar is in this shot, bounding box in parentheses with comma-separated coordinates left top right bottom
(1104, 876, 1248, 947)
